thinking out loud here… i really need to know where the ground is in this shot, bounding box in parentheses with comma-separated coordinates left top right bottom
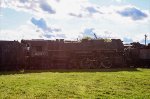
(0, 68, 150, 98)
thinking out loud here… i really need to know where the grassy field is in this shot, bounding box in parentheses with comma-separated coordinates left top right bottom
(0, 68, 150, 99)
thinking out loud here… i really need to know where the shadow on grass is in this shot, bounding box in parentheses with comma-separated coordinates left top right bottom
(0, 68, 144, 75)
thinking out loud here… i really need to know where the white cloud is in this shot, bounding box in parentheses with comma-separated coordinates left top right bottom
(114, 0, 123, 3)
(0, 0, 104, 19)
(0, 23, 42, 41)
(1, 0, 57, 18)
(0, 19, 82, 41)
(0, 0, 150, 44)
(1, 0, 150, 21)
(0, 14, 3, 17)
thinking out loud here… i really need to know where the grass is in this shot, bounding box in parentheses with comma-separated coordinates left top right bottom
(0, 68, 150, 99)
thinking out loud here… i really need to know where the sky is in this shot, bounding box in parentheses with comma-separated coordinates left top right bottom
(0, 0, 150, 44)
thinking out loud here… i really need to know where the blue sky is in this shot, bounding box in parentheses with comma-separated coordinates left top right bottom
(0, 0, 150, 44)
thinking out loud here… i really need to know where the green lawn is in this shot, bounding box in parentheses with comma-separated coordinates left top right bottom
(0, 68, 150, 99)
